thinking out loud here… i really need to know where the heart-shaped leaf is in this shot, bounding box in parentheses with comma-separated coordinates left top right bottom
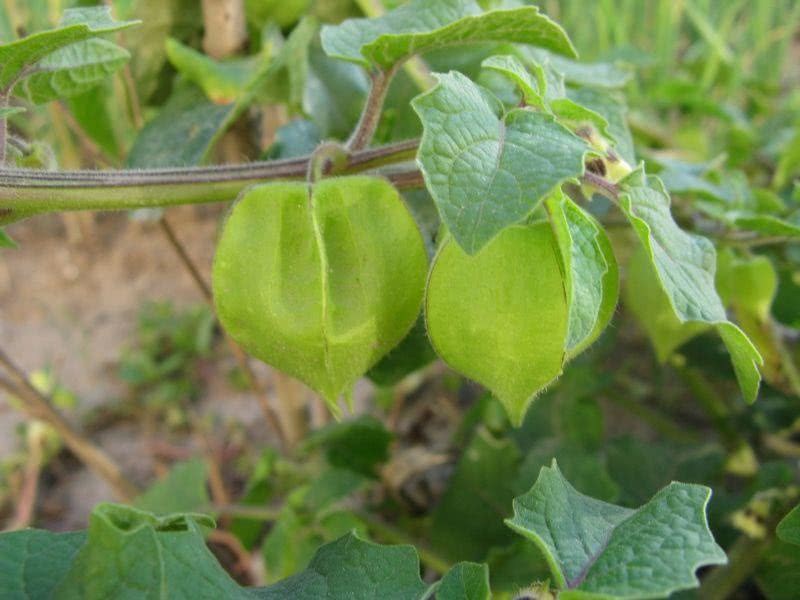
(413, 71, 587, 254)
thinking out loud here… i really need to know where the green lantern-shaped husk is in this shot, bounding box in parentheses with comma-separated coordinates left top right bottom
(426, 197, 618, 426)
(213, 176, 428, 416)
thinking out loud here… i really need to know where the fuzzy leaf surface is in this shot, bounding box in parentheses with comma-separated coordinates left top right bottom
(413, 71, 587, 253)
(506, 462, 727, 599)
(0, 7, 137, 92)
(54, 504, 247, 599)
(546, 191, 618, 357)
(321, 0, 575, 70)
(619, 172, 762, 402)
(254, 532, 427, 599)
(436, 562, 491, 600)
(0, 529, 86, 599)
(18, 38, 130, 104)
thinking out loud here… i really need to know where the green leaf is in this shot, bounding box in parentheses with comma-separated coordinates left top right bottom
(250, 17, 318, 111)
(425, 223, 568, 425)
(0, 7, 138, 93)
(481, 54, 545, 107)
(777, 503, 800, 545)
(431, 429, 521, 561)
(264, 119, 322, 160)
(321, 0, 575, 71)
(112, 0, 196, 101)
(568, 87, 635, 166)
(716, 250, 777, 323)
(367, 317, 437, 387)
(619, 171, 762, 403)
(756, 539, 800, 600)
(0, 228, 17, 248)
(624, 246, 710, 362)
(482, 54, 613, 139)
(304, 40, 369, 140)
(546, 191, 619, 358)
(255, 532, 427, 599)
(166, 38, 254, 104)
(18, 38, 131, 104)
(527, 48, 634, 89)
(0, 106, 25, 118)
(656, 159, 738, 204)
(213, 177, 428, 415)
(413, 71, 587, 254)
(133, 458, 210, 515)
(127, 83, 234, 167)
(262, 505, 366, 584)
(303, 416, 393, 477)
(506, 462, 727, 599)
(516, 440, 620, 504)
(54, 504, 247, 599)
(67, 84, 124, 159)
(128, 25, 288, 167)
(731, 212, 800, 238)
(436, 562, 491, 600)
(485, 540, 551, 593)
(0, 529, 86, 599)
(774, 124, 800, 189)
(246, 0, 310, 29)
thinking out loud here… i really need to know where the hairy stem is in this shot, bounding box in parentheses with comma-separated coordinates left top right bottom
(347, 67, 398, 152)
(0, 350, 139, 501)
(582, 170, 621, 200)
(0, 140, 422, 220)
(354, 0, 436, 90)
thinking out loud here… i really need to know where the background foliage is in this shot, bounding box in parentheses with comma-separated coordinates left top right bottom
(0, 1, 798, 598)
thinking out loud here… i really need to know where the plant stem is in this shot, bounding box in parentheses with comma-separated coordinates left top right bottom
(353, 0, 436, 91)
(0, 350, 139, 501)
(347, 67, 398, 152)
(582, 170, 621, 200)
(0, 140, 422, 220)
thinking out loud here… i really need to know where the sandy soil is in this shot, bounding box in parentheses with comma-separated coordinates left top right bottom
(0, 206, 280, 528)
